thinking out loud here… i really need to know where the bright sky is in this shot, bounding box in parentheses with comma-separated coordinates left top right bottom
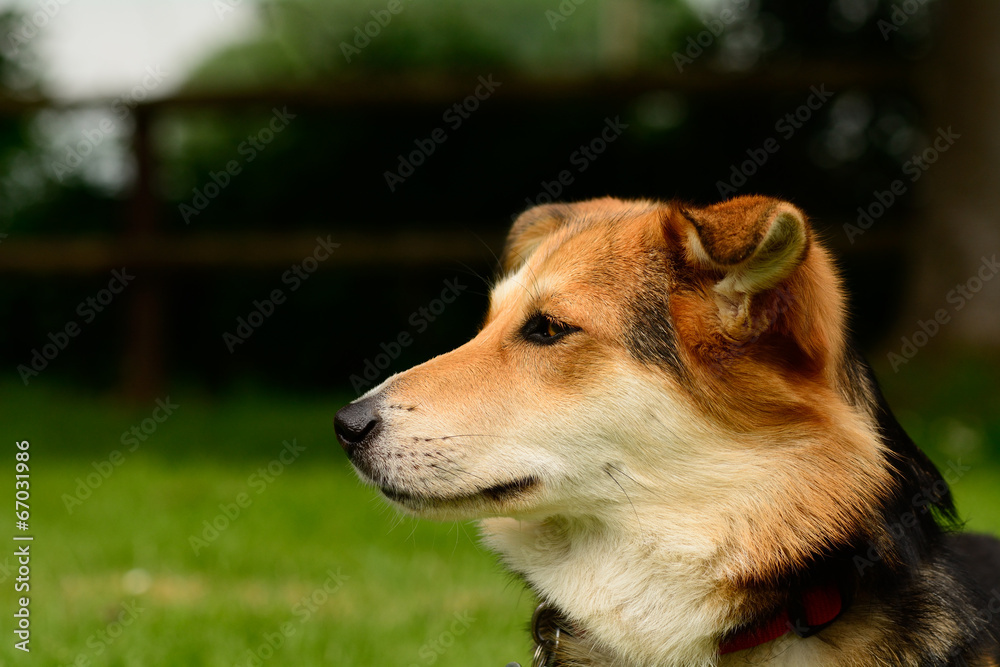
(0, 0, 259, 100)
(0, 0, 721, 100)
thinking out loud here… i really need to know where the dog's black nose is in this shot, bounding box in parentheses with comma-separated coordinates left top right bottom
(334, 396, 382, 456)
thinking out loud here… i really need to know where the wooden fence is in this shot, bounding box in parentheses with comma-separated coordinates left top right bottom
(0, 65, 912, 399)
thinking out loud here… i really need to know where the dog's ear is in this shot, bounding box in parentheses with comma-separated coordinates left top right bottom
(501, 204, 571, 273)
(669, 196, 812, 339)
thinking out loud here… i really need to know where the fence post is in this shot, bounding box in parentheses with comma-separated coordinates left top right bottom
(121, 105, 164, 402)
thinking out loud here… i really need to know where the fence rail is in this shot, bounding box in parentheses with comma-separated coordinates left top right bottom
(0, 64, 914, 399)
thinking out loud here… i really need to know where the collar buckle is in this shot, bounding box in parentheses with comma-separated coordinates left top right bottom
(530, 603, 567, 667)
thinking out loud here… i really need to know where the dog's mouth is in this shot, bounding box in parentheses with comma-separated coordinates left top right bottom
(380, 476, 538, 508)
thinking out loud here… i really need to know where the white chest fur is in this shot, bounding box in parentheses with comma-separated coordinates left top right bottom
(481, 516, 731, 667)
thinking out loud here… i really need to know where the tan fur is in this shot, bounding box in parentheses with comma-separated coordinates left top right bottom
(342, 195, 996, 665)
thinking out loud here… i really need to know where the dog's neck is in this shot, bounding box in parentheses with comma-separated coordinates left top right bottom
(480, 514, 872, 667)
(481, 515, 738, 666)
(475, 391, 928, 665)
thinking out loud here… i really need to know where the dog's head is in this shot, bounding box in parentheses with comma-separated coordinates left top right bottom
(335, 195, 890, 576)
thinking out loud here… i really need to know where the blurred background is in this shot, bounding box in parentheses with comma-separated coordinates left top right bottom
(1, 0, 998, 665)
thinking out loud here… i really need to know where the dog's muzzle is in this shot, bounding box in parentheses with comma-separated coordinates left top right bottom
(334, 395, 382, 458)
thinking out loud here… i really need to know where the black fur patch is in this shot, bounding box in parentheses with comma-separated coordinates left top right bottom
(780, 346, 1000, 664)
(621, 248, 684, 376)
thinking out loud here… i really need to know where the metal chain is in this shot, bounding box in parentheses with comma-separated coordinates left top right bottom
(530, 603, 561, 667)
(504, 602, 563, 667)
(504, 633, 555, 666)
(531, 629, 558, 667)
(531, 640, 550, 666)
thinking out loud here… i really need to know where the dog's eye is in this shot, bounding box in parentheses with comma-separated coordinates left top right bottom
(523, 314, 578, 345)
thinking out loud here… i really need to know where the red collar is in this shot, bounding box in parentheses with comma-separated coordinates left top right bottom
(719, 582, 844, 655)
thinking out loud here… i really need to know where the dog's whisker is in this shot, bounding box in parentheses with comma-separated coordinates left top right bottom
(520, 259, 543, 302)
(503, 247, 542, 301)
(428, 463, 463, 482)
(607, 463, 651, 492)
(605, 466, 643, 538)
(404, 519, 420, 544)
(453, 259, 493, 292)
(469, 230, 504, 278)
(452, 467, 488, 484)
(435, 463, 480, 484)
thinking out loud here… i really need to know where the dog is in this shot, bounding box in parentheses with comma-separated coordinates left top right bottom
(335, 195, 1000, 666)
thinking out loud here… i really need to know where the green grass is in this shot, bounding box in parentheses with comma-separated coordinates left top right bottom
(873, 350, 1000, 533)
(13, 461, 536, 667)
(0, 385, 536, 666)
(0, 361, 998, 666)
